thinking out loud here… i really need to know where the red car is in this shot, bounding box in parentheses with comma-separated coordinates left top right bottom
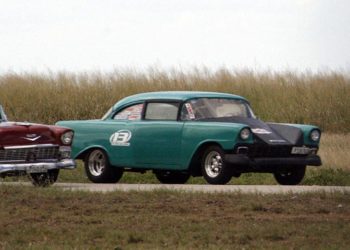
(0, 105, 76, 186)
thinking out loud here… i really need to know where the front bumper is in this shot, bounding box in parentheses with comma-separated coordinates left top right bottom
(225, 154, 321, 171)
(0, 159, 76, 174)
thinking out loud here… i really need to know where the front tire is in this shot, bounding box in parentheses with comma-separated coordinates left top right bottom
(201, 145, 232, 185)
(84, 149, 123, 183)
(30, 169, 59, 187)
(274, 166, 306, 185)
(155, 170, 190, 184)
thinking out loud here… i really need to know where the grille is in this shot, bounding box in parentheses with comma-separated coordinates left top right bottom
(0, 146, 59, 163)
(247, 144, 294, 157)
(234, 144, 297, 158)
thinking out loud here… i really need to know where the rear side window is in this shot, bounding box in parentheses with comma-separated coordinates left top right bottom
(113, 104, 144, 121)
(145, 103, 179, 120)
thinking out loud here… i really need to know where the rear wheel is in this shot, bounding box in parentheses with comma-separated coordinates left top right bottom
(274, 166, 306, 185)
(155, 170, 190, 184)
(201, 145, 232, 185)
(84, 149, 123, 183)
(30, 169, 59, 187)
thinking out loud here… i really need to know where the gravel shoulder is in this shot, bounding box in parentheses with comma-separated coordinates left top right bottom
(2, 182, 350, 194)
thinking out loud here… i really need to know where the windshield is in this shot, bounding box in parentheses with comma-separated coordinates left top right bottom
(181, 98, 255, 120)
(101, 107, 113, 120)
(0, 105, 8, 122)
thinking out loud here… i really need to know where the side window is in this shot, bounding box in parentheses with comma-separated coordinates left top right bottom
(113, 104, 144, 121)
(181, 102, 196, 120)
(145, 103, 179, 120)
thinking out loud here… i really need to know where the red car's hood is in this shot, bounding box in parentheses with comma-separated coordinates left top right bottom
(0, 122, 58, 147)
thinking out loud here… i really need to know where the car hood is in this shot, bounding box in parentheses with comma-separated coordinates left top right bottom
(0, 122, 58, 147)
(199, 117, 304, 145)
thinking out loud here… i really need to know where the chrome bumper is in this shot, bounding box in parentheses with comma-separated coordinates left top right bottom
(0, 159, 76, 174)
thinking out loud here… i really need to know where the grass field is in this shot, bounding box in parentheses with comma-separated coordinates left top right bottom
(0, 185, 349, 249)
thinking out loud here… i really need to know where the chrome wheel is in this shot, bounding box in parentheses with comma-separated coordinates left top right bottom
(84, 149, 123, 183)
(204, 151, 223, 178)
(201, 145, 232, 185)
(88, 150, 106, 177)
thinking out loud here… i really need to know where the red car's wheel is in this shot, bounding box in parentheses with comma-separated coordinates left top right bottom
(30, 169, 59, 187)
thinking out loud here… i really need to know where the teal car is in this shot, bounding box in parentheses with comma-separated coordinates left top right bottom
(57, 91, 322, 185)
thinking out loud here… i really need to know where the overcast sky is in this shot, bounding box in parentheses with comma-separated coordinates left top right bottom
(0, 0, 349, 73)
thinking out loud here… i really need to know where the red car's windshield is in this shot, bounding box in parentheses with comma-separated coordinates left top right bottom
(0, 106, 7, 122)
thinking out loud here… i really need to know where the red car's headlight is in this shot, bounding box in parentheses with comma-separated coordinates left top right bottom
(61, 131, 74, 145)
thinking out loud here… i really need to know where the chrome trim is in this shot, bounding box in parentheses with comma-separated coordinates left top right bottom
(21, 136, 42, 142)
(0, 159, 59, 164)
(0, 159, 76, 174)
(4, 144, 57, 150)
(237, 146, 249, 155)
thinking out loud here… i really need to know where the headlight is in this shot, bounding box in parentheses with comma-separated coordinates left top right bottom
(61, 131, 74, 145)
(310, 129, 320, 142)
(240, 128, 251, 140)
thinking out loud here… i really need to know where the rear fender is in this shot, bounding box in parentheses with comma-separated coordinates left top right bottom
(74, 145, 110, 161)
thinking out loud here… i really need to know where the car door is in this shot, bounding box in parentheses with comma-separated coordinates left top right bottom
(106, 103, 144, 167)
(131, 101, 184, 169)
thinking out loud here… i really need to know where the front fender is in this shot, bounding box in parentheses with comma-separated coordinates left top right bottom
(181, 122, 253, 168)
(275, 123, 321, 146)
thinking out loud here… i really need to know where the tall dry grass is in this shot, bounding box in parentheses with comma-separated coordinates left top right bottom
(0, 69, 349, 132)
(319, 133, 350, 171)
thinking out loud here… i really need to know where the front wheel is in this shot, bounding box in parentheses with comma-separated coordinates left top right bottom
(201, 145, 232, 185)
(29, 169, 59, 187)
(84, 149, 123, 183)
(274, 166, 306, 185)
(155, 170, 190, 184)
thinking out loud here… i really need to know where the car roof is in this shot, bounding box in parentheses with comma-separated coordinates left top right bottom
(113, 91, 248, 110)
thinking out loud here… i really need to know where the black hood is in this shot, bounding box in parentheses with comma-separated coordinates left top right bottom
(199, 117, 303, 145)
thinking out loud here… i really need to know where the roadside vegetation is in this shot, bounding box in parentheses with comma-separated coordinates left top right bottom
(0, 69, 349, 132)
(0, 69, 349, 184)
(0, 185, 349, 249)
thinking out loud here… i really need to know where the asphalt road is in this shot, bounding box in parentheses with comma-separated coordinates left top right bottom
(3, 182, 349, 194)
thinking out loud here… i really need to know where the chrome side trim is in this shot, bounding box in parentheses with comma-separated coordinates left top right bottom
(4, 144, 57, 150)
(0, 159, 59, 163)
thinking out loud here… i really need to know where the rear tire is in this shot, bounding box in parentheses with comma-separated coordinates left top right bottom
(201, 145, 232, 185)
(30, 169, 59, 187)
(155, 170, 190, 184)
(84, 149, 123, 183)
(274, 166, 306, 185)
